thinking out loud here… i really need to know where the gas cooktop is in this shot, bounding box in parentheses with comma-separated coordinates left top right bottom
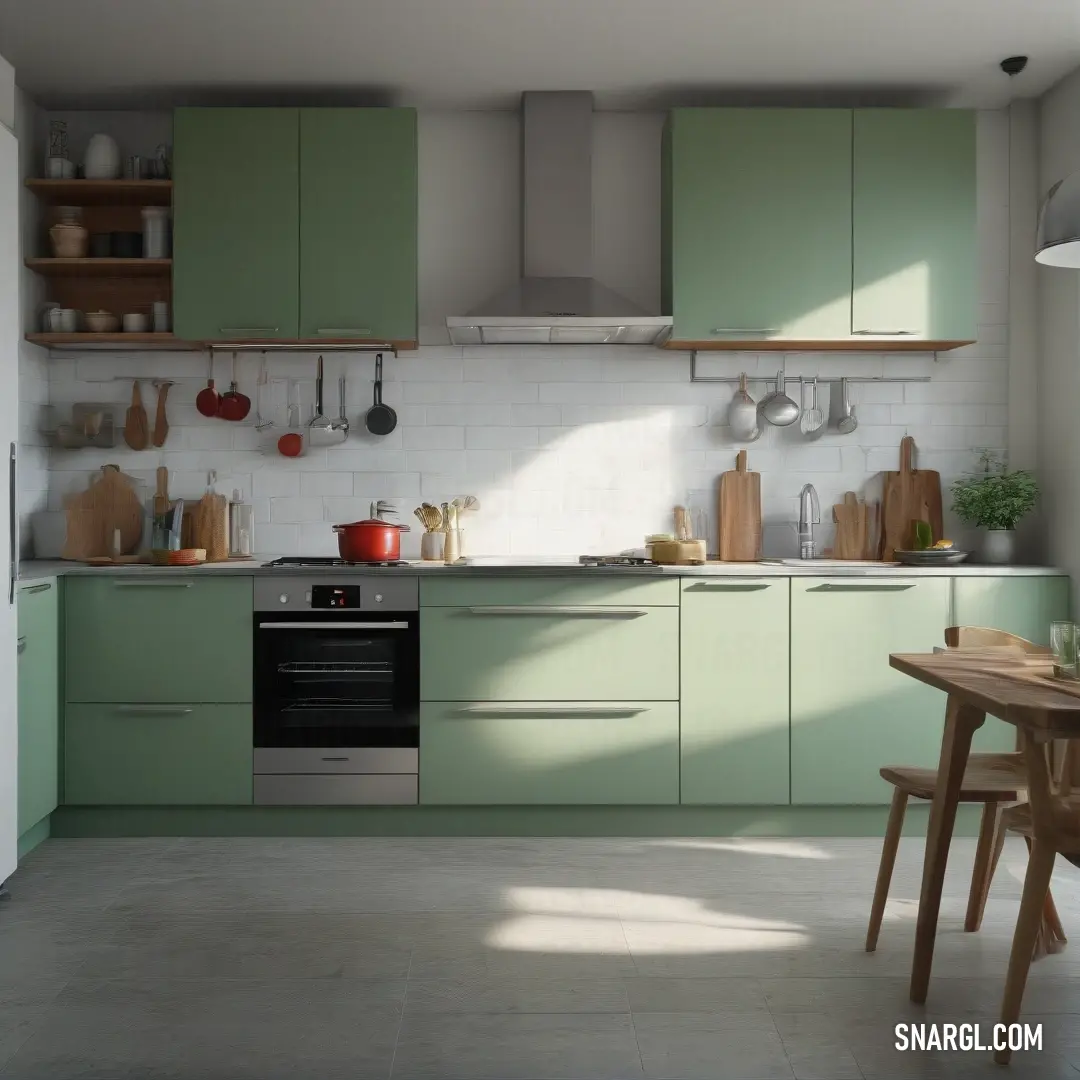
(263, 556, 410, 569)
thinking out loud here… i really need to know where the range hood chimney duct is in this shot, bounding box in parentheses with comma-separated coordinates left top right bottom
(446, 91, 671, 346)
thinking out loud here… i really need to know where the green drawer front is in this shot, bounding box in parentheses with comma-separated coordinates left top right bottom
(420, 701, 679, 805)
(66, 577, 253, 703)
(420, 576, 679, 608)
(680, 579, 790, 805)
(65, 703, 252, 805)
(421, 605, 679, 701)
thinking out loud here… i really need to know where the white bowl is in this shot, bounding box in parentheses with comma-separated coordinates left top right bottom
(122, 313, 149, 333)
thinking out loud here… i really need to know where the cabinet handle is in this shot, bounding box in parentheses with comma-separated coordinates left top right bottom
(710, 327, 776, 336)
(467, 605, 648, 618)
(219, 326, 279, 334)
(807, 582, 916, 592)
(23, 582, 52, 594)
(8, 443, 16, 607)
(259, 621, 410, 630)
(685, 581, 772, 591)
(16, 635, 26, 655)
(316, 328, 372, 337)
(453, 704, 647, 717)
(113, 581, 193, 589)
(114, 705, 194, 716)
(852, 329, 919, 336)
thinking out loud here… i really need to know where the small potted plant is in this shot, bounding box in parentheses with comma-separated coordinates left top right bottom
(951, 451, 1038, 565)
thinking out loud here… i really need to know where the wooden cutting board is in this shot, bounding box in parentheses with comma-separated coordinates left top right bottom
(61, 465, 144, 560)
(833, 492, 867, 560)
(717, 450, 762, 561)
(881, 435, 943, 559)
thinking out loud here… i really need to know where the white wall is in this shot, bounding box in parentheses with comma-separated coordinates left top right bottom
(0, 54, 13, 132)
(1038, 69, 1080, 597)
(37, 108, 1017, 559)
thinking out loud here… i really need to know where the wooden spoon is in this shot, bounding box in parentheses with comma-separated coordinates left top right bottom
(123, 380, 149, 450)
(152, 381, 171, 447)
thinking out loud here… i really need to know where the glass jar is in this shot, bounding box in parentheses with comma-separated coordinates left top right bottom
(141, 206, 170, 259)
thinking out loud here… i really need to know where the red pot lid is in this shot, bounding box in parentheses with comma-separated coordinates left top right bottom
(334, 519, 410, 531)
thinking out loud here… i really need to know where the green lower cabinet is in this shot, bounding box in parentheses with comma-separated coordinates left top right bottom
(65, 704, 252, 805)
(790, 577, 951, 805)
(66, 577, 253, 703)
(421, 605, 678, 701)
(17, 581, 60, 835)
(420, 701, 679, 805)
(952, 576, 1069, 645)
(680, 579, 790, 805)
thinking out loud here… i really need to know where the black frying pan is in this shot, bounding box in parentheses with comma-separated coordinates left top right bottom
(365, 352, 397, 436)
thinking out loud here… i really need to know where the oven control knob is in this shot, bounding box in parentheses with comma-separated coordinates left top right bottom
(374, 593, 383, 603)
(279, 594, 288, 604)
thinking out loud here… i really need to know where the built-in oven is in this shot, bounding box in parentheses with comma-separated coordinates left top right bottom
(253, 576, 419, 805)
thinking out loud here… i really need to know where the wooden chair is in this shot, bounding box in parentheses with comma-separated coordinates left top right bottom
(994, 738, 1080, 1063)
(865, 626, 1067, 953)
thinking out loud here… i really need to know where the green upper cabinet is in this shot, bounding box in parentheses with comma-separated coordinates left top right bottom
(680, 580, 790, 805)
(952, 577, 1069, 646)
(852, 109, 977, 345)
(663, 108, 854, 345)
(663, 107, 977, 351)
(17, 581, 60, 836)
(299, 109, 417, 346)
(173, 107, 417, 345)
(173, 108, 301, 341)
(790, 577, 951, 805)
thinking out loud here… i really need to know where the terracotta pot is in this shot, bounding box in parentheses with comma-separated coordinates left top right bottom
(49, 222, 88, 258)
(332, 519, 409, 563)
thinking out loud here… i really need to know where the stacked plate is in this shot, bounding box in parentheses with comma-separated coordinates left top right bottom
(894, 548, 969, 567)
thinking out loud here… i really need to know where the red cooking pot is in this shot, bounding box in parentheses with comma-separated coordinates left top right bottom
(332, 519, 410, 563)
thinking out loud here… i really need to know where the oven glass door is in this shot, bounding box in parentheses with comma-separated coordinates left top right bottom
(255, 613, 419, 748)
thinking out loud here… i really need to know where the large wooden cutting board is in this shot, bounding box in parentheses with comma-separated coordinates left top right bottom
(718, 450, 762, 561)
(881, 436, 943, 559)
(62, 465, 144, 560)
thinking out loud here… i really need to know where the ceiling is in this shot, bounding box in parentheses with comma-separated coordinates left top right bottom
(1, 0, 1077, 110)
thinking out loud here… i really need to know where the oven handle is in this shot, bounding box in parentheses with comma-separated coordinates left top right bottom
(258, 621, 411, 630)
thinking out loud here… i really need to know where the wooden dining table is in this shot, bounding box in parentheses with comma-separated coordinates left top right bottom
(890, 651, 1080, 1064)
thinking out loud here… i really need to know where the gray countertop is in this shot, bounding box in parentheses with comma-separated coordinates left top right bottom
(16, 557, 1069, 583)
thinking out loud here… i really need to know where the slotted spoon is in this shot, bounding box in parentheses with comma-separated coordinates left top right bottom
(800, 377, 825, 438)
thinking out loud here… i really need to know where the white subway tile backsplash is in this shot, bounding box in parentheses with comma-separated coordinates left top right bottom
(402, 426, 466, 450)
(252, 471, 301, 498)
(270, 497, 326, 523)
(300, 472, 355, 497)
(465, 426, 539, 449)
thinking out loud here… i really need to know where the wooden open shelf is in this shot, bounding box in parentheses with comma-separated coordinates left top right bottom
(25, 258, 172, 278)
(26, 333, 197, 351)
(25, 179, 172, 206)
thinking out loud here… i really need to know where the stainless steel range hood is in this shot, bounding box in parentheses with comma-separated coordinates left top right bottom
(446, 92, 671, 346)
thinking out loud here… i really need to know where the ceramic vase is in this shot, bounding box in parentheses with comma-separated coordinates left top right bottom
(982, 529, 1016, 565)
(84, 134, 120, 179)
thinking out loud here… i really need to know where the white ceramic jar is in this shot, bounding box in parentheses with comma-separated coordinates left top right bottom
(84, 134, 121, 179)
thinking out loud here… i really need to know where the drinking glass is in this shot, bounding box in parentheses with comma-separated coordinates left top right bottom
(1050, 621, 1077, 677)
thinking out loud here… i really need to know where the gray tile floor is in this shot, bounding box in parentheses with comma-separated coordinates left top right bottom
(1, 835, 1079, 1078)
